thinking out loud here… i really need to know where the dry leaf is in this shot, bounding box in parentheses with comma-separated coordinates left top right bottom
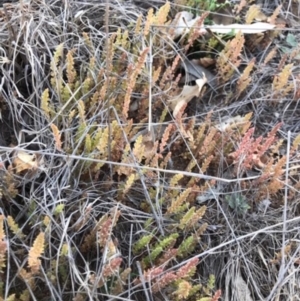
(170, 11, 275, 37)
(11, 150, 42, 175)
(170, 11, 207, 39)
(168, 77, 207, 118)
(180, 59, 217, 90)
(232, 273, 254, 301)
(208, 22, 275, 34)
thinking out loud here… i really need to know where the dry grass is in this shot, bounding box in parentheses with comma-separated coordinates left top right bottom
(0, 0, 299, 301)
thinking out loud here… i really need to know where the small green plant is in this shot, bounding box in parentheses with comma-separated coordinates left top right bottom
(279, 33, 300, 59)
(225, 194, 250, 215)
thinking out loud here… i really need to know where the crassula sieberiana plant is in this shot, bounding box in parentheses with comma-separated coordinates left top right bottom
(1, 0, 300, 300)
(0, 2, 223, 300)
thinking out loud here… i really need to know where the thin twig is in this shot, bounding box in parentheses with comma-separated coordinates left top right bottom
(105, 0, 113, 178)
(148, 26, 153, 133)
(0, 145, 266, 184)
(266, 130, 291, 301)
